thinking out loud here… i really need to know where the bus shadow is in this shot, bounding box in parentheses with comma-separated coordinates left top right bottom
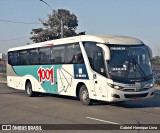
(38, 93, 79, 101)
(0, 91, 25, 95)
(92, 95, 160, 108)
(36, 93, 160, 108)
(4, 85, 160, 108)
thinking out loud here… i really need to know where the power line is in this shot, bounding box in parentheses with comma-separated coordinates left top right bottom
(0, 36, 29, 42)
(0, 19, 41, 25)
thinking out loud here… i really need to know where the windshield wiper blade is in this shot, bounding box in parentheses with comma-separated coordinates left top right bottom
(132, 57, 147, 81)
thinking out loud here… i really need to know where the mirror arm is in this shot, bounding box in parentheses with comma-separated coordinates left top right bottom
(145, 45, 152, 59)
(96, 44, 110, 60)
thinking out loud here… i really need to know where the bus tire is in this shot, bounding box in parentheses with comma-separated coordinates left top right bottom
(79, 85, 92, 105)
(25, 81, 35, 97)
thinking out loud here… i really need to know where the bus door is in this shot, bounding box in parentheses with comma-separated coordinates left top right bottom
(92, 51, 108, 101)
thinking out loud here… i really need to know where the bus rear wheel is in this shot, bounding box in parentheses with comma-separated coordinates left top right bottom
(79, 85, 92, 105)
(26, 81, 35, 97)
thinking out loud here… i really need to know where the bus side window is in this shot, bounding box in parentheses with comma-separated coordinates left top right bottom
(83, 42, 106, 76)
(19, 50, 28, 65)
(13, 52, 18, 65)
(39, 47, 50, 65)
(29, 49, 39, 65)
(93, 51, 105, 75)
(51, 45, 65, 64)
(65, 44, 74, 63)
(8, 52, 13, 65)
(71, 53, 84, 64)
(65, 43, 84, 64)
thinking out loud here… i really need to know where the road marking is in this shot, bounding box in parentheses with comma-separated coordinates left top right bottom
(154, 108, 160, 110)
(86, 117, 120, 125)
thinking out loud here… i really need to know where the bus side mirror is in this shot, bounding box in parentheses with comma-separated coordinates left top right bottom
(96, 44, 110, 60)
(145, 45, 152, 59)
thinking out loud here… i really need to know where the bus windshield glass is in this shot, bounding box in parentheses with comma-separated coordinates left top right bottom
(108, 45, 152, 82)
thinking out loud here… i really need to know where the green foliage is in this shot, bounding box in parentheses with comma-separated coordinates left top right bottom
(30, 9, 85, 43)
(151, 56, 160, 74)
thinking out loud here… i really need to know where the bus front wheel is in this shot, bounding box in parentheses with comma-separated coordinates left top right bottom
(26, 82, 35, 97)
(79, 85, 92, 105)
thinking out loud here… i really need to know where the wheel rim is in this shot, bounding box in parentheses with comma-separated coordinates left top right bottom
(81, 89, 89, 102)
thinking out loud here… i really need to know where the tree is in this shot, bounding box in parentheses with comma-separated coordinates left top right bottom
(30, 9, 85, 43)
(151, 56, 160, 74)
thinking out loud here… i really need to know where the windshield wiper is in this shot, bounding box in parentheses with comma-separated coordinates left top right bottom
(132, 57, 147, 81)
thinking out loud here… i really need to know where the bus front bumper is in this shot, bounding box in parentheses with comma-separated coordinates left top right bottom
(107, 87, 154, 102)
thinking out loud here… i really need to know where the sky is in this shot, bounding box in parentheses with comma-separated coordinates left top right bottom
(0, 0, 160, 56)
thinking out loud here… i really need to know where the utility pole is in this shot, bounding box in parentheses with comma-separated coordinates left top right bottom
(39, 0, 64, 38)
(60, 19, 63, 38)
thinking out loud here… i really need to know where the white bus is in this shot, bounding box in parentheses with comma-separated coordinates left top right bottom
(7, 35, 154, 105)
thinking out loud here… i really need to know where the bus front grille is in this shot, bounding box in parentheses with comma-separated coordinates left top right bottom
(122, 88, 150, 92)
(124, 93, 148, 99)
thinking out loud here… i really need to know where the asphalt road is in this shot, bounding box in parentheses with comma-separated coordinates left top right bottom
(0, 83, 160, 133)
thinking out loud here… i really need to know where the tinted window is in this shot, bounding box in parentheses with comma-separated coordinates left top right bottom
(19, 50, 28, 65)
(8, 43, 83, 66)
(83, 42, 106, 76)
(109, 48, 128, 65)
(28, 49, 39, 65)
(65, 43, 84, 64)
(108, 45, 152, 82)
(39, 47, 50, 64)
(8, 51, 18, 65)
(51, 45, 65, 64)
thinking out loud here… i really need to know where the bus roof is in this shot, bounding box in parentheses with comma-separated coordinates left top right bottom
(8, 35, 144, 52)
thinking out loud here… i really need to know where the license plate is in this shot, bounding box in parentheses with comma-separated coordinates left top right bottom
(132, 97, 141, 101)
(135, 82, 141, 87)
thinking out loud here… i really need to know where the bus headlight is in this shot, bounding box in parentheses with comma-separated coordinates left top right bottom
(108, 83, 124, 90)
(149, 83, 154, 88)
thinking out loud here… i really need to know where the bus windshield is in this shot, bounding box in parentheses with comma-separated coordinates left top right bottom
(108, 45, 152, 82)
